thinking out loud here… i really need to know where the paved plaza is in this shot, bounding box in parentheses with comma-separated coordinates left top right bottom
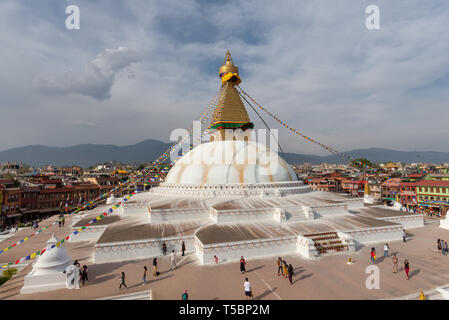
(0, 210, 448, 300)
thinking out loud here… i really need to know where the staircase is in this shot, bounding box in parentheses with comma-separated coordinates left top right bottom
(303, 232, 348, 255)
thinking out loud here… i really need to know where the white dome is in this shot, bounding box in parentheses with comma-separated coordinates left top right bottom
(166, 140, 297, 185)
(33, 234, 72, 276)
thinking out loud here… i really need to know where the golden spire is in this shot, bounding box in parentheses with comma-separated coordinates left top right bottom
(209, 51, 253, 140)
(364, 182, 371, 195)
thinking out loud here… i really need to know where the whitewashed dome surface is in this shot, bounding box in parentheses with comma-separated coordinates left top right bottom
(32, 233, 72, 275)
(165, 140, 298, 185)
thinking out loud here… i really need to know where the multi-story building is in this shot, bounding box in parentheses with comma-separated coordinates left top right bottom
(415, 180, 449, 216)
(20, 187, 41, 220)
(381, 178, 402, 204)
(2, 187, 22, 225)
(399, 182, 417, 209)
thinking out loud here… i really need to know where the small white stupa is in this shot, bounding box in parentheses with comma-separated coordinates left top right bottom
(440, 213, 449, 230)
(106, 194, 117, 205)
(363, 183, 375, 205)
(392, 196, 404, 211)
(21, 233, 72, 294)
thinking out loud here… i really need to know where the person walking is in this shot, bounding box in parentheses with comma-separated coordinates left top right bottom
(370, 247, 377, 264)
(384, 243, 389, 257)
(170, 250, 176, 270)
(404, 259, 410, 280)
(153, 257, 158, 277)
(81, 265, 88, 286)
(240, 256, 246, 274)
(162, 242, 167, 256)
(437, 239, 442, 254)
(14, 224, 18, 233)
(277, 257, 283, 277)
(119, 272, 127, 290)
(282, 261, 288, 279)
(402, 229, 407, 242)
(392, 254, 398, 273)
(445, 242, 449, 255)
(142, 266, 148, 285)
(182, 289, 189, 300)
(244, 277, 253, 300)
(441, 239, 446, 254)
(62, 216, 65, 227)
(214, 255, 219, 264)
(287, 264, 294, 285)
(181, 241, 186, 256)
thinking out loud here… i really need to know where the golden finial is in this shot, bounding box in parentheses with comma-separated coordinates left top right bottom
(219, 50, 239, 78)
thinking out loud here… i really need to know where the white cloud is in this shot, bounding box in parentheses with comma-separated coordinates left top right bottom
(34, 46, 142, 100)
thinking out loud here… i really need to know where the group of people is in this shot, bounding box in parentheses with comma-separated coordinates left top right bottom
(370, 244, 411, 280)
(161, 240, 186, 257)
(119, 242, 185, 291)
(437, 238, 449, 254)
(73, 260, 89, 286)
(277, 257, 294, 284)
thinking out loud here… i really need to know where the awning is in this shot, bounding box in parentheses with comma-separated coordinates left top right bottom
(6, 213, 22, 218)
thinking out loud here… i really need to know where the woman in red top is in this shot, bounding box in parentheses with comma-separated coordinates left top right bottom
(240, 256, 246, 274)
(370, 248, 376, 264)
(404, 259, 410, 280)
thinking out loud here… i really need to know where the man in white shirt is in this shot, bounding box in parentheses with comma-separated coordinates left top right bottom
(170, 250, 176, 270)
(402, 229, 407, 242)
(384, 243, 389, 257)
(244, 277, 252, 300)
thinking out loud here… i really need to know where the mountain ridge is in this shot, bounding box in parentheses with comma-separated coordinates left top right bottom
(0, 140, 448, 167)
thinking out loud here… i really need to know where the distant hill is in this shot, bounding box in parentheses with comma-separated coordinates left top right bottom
(0, 141, 448, 167)
(280, 148, 449, 164)
(0, 140, 172, 168)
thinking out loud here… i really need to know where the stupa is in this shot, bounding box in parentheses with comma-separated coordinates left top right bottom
(21, 233, 72, 294)
(70, 52, 425, 264)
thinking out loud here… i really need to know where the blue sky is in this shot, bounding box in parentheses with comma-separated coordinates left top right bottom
(0, 0, 448, 155)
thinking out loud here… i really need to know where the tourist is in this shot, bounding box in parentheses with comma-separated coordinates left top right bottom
(14, 224, 18, 233)
(282, 261, 288, 279)
(170, 250, 176, 270)
(153, 257, 158, 276)
(437, 239, 442, 254)
(181, 241, 186, 256)
(81, 265, 88, 285)
(214, 255, 219, 264)
(384, 243, 389, 257)
(119, 272, 127, 290)
(370, 247, 377, 264)
(277, 257, 283, 277)
(445, 242, 449, 255)
(404, 259, 410, 280)
(162, 242, 167, 256)
(240, 256, 246, 274)
(142, 266, 148, 285)
(392, 254, 398, 273)
(402, 229, 407, 242)
(287, 264, 294, 285)
(182, 289, 189, 300)
(441, 239, 446, 255)
(244, 277, 252, 300)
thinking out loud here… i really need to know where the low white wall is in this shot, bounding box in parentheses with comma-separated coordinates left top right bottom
(296, 235, 318, 259)
(210, 208, 274, 224)
(149, 209, 209, 223)
(440, 217, 449, 230)
(311, 204, 348, 216)
(379, 215, 424, 229)
(94, 237, 195, 263)
(68, 226, 107, 243)
(343, 226, 403, 245)
(195, 236, 297, 265)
